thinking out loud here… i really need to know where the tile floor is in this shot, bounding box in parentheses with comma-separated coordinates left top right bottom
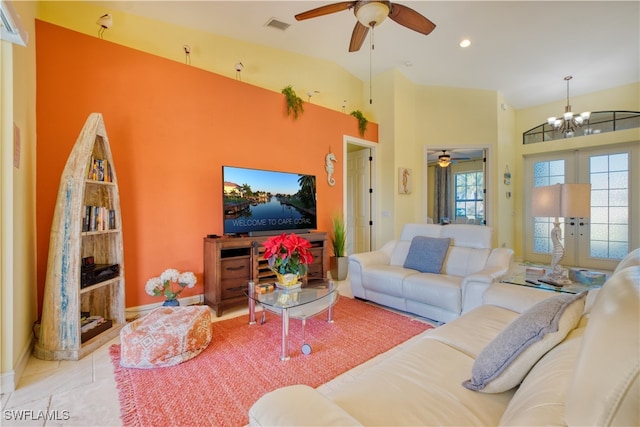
(2, 284, 432, 427)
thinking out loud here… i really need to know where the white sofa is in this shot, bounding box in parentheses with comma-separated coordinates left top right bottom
(249, 249, 640, 426)
(348, 223, 514, 323)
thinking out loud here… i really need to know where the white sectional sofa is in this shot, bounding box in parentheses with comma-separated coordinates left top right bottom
(249, 249, 640, 427)
(348, 223, 514, 323)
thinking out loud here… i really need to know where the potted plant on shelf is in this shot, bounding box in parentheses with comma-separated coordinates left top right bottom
(145, 268, 197, 306)
(281, 85, 304, 120)
(350, 110, 368, 137)
(330, 214, 348, 281)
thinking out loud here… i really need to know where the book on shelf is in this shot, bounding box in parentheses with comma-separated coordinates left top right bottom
(87, 157, 112, 182)
(83, 205, 117, 232)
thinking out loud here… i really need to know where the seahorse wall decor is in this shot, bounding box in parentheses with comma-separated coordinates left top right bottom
(325, 152, 337, 186)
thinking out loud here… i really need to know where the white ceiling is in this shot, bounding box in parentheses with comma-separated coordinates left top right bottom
(93, 1, 639, 110)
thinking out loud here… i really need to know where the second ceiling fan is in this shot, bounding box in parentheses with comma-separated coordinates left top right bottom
(295, 1, 436, 52)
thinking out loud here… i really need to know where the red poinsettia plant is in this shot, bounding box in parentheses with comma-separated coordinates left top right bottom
(263, 233, 314, 277)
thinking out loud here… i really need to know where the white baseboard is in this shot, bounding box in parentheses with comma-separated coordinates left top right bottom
(0, 337, 34, 394)
(125, 294, 205, 320)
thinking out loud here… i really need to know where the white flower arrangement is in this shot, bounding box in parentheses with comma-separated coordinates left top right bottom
(145, 268, 197, 301)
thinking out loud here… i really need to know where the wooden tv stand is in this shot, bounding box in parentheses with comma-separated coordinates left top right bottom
(203, 232, 328, 317)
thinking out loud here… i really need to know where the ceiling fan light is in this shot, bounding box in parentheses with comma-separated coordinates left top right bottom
(355, 2, 389, 27)
(438, 154, 451, 167)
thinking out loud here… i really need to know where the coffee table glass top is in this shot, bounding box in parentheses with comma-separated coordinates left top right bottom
(247, 279, 339, 318)
(501, 272, 601, 294)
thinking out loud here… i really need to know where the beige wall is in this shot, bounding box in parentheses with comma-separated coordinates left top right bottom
(36, 1, 371, 120)
(1, 0, 637, 390)
(512, 83, 640, 260)
(1, 0, 38, 393)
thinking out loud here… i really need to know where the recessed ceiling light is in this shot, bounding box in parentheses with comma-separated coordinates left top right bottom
(459, 39, 471, 48)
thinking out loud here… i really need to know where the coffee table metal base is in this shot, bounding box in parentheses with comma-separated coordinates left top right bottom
(247, 280, 337, 361)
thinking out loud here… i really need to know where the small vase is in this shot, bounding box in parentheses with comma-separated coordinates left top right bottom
(274, 272, 301, 289)
(162, 299, 180, 307)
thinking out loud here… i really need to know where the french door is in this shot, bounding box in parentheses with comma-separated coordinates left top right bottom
(524, 143, 638, 271)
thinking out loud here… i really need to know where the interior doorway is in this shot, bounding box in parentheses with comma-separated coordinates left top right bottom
(423, 146, 489, 225)
(344, 137, 376, 255)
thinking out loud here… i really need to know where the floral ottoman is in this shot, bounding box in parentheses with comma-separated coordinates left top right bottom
(120, 306, 212, 368)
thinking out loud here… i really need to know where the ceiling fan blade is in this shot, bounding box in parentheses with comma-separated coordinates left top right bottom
(388, 3, 436, 36)
(295, 1, 356, 21)
(349, 21, 369, 52)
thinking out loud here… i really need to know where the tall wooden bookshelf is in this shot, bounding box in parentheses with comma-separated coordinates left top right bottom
(35, 113, 125, 361)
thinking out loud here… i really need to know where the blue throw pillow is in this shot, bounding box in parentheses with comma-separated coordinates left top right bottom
(403, 236, 451, 273)
(462, 291, 586, 393)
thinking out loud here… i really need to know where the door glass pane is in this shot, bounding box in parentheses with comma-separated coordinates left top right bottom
(532, 160, 565, 254)
(589, 153, 629, 259)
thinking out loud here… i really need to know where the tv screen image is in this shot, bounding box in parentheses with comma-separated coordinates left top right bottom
(222, 166, 317, 236)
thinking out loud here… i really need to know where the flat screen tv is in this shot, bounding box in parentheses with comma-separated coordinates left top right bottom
(222, 166, 317, 236)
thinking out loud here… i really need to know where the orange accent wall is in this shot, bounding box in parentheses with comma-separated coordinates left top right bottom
(35, 21, 378, 313)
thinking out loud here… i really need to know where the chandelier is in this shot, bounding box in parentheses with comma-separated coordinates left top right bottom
(547, 76, 590, 137)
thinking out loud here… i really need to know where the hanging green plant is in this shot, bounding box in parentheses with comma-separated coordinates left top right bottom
(281, 85, 304, 120)
(350, 110, 368, 136)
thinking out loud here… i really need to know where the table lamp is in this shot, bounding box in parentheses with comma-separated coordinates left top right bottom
(531, 183, 591, 285)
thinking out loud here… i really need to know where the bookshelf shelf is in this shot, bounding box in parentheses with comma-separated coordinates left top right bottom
(79, 276, 121, 295)
(81, 229, 121, 237)
(35, 113, 125, 361)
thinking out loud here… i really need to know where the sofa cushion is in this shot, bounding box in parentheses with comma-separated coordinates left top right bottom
(398, 223, 443, 241)
(403, 236, 450, 273)
(328, 337, 515, 426)
(389, 240, 411, 266)
(499, 325, 586, 426)
(443, 246, 492, 277)
(565, 266, 640, 426)
(249, 385, 361, 426)
(441, 224, 492, 249)
(362, 265, 418, 297)
(402, 273, 462, 313)
(426, 304, 520, 359)
(463, 291, 586, 393)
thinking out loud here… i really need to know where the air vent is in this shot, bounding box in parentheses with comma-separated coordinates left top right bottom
(1, 0, 28, 46)
(265, 17, 290, 31)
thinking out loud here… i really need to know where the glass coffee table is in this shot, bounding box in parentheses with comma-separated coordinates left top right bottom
(501, 272, 602, 294)
(246, 278, 339, 361)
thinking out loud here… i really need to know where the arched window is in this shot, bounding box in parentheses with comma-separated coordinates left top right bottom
(523, 111, 640, 144)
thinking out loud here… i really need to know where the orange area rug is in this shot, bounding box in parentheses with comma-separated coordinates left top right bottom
(110, 297, 433, 426)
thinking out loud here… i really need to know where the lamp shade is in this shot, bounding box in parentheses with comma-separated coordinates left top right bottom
(532, 183, 591, 218)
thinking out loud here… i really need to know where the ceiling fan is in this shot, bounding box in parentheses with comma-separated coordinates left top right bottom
(433, 150, 471, 168)
(294, 1, 436, 52)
